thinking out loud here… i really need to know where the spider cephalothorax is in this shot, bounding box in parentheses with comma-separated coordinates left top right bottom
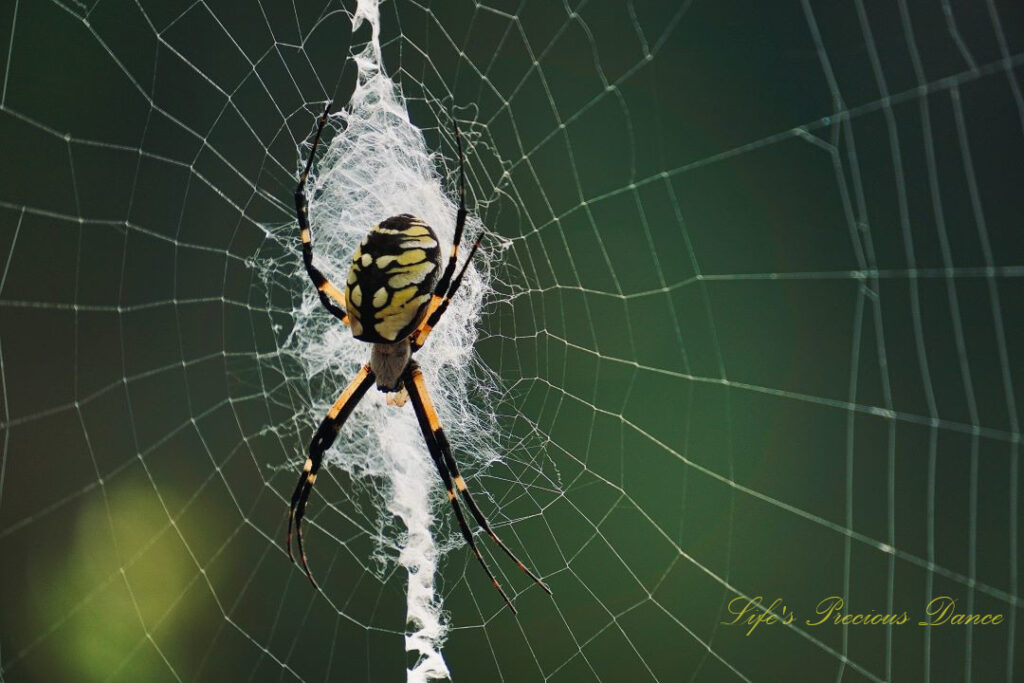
(285, 103, 551, 613)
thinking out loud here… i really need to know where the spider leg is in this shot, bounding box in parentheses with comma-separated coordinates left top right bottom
(411, 116, 484, 352)
(405, 365, 551, 609)
(295, 101, 350, 324)
(403, 366, 516, 614)
(287, 363, 375, 588)
(411, 235, 481, 352)
(407, 364, 549, 593)
(433, 115, 468, 299)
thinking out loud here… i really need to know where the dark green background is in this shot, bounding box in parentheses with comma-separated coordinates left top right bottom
(1, 1, 1022, 681)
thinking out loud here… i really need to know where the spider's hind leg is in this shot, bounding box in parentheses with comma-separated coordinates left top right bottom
(403, 364, 552, 610)
(287, 364, 376, 588)
(402, 364, 517, 613)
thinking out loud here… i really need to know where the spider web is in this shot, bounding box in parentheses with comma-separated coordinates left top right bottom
(0, 0, 1022, 682)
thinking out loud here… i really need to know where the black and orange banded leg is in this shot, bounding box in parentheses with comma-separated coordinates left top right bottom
(434, 115, 468, 299)
(287, 364, 375, 588)
(295, 101, 349, 324)
(411, 235, 480, 351)
(404, 364, 551, 612)
(410, 367, 551, 595)
(411, 117, 484, 352)
(403, 366, 516, 613)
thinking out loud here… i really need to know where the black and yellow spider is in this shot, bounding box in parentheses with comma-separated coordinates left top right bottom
(285, 103, 550, 613)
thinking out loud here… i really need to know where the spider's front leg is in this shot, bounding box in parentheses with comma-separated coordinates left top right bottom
(411, 116, 483, 352)
(295, 101, 350, 325)
(287, 364, 375, 588)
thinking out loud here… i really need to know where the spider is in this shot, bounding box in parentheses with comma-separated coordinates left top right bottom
(285, 103, 551, 613)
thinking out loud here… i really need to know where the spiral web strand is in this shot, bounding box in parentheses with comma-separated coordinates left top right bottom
(0, 1, 1022, 682)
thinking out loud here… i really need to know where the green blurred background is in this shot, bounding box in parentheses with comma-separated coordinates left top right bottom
(1, 1, 1022, 681)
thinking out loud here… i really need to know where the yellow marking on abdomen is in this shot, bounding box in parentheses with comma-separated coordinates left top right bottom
(400, 238, 437, 249)
(373, 293, 430, 340)
(388, 261, 435, 289)
(372, 287, 388, 308)
(349, 284, 362, 306)
(396, 249, 427, 265)
(373, 224, 431, 235)
(376, 248, 430, 269)
(387, 286, 418, 309)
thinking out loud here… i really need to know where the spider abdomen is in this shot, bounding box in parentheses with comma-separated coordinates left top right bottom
(346, 214, 441, 343)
